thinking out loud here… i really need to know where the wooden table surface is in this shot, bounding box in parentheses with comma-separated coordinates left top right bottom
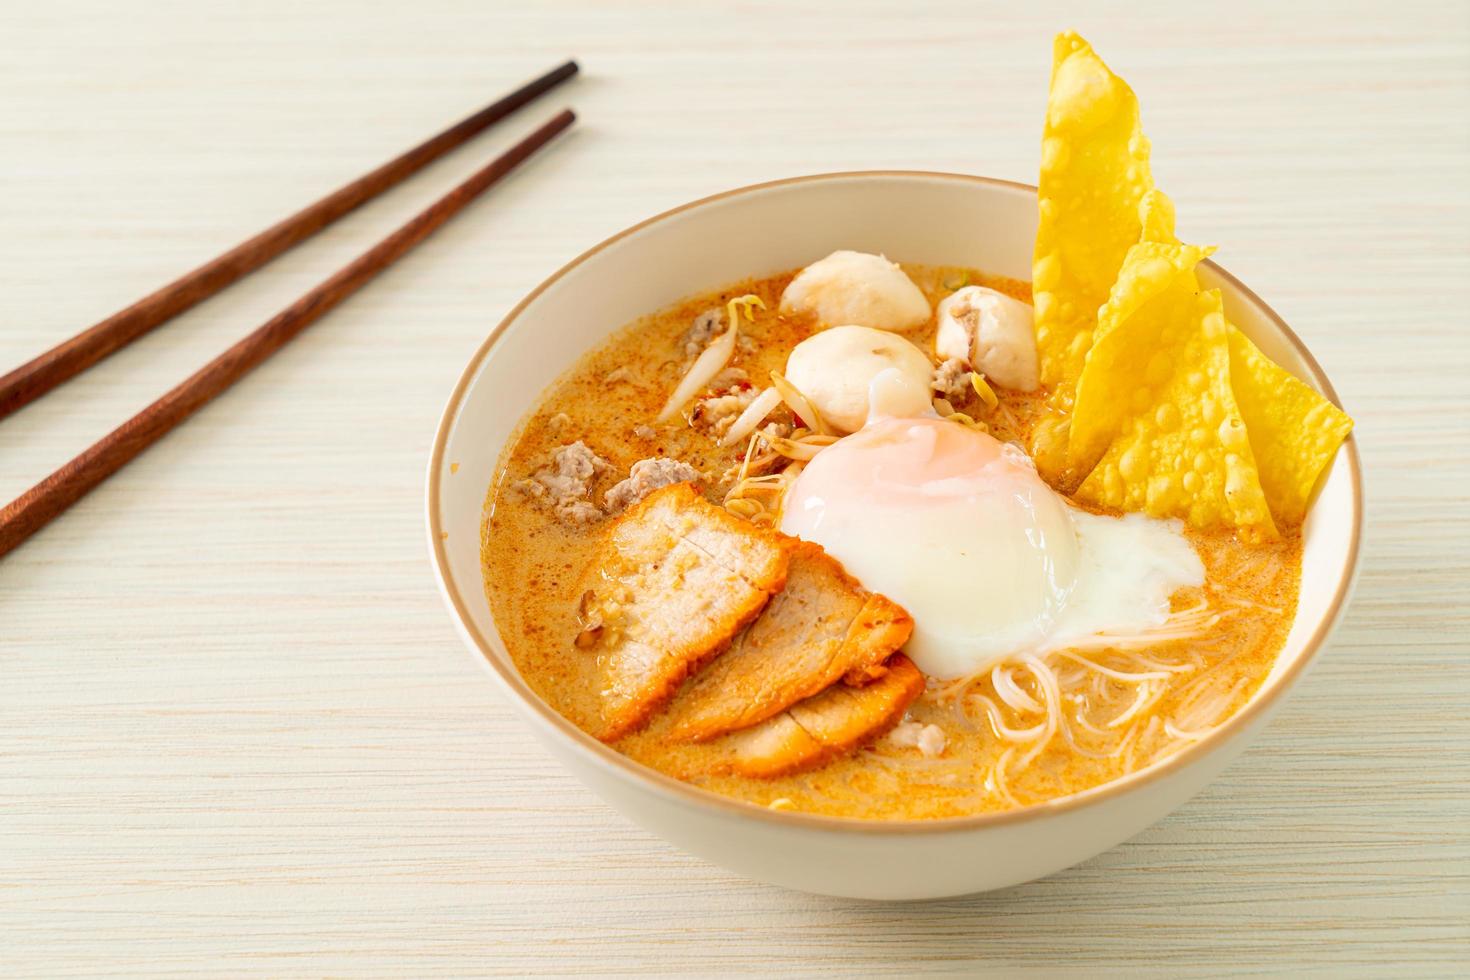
(3, 1, 1467, 975)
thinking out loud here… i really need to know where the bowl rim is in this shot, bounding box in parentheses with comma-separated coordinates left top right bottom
(426, 169, 1363, 836)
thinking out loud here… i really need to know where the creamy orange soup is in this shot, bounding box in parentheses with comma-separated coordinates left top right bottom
(483, 266, 1299, 820)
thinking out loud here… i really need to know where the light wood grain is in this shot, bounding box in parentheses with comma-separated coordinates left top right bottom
(2, 0, 1467, 975)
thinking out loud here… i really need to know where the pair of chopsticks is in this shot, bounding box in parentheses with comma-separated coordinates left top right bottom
(0, 61, 578, 560)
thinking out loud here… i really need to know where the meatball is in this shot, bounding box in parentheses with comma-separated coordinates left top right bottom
(784, 325, 933, 433)
(779, 250, 931, 333)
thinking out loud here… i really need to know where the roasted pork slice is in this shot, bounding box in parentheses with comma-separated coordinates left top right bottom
(665, 541, 913, 742)
(584, 483, 790, 742)
(705, 654, 925, 779)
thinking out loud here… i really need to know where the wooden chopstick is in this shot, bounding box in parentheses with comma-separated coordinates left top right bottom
(0, 109, 575, 560)
(0, 59, 578, 422)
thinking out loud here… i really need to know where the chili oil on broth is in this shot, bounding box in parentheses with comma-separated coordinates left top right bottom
(482, 264, 1301, 821)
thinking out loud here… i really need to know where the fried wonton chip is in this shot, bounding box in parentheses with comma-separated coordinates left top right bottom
(1071, 248, 1277, 541)
(1226, 328, 1354, 527)
(1037, 31, 1350, 535)
(1137, 124, 1347, 529)
(1139, 189, 1178, 246)
(1071, 238, 1352, 531)
(1031, 31, 1170, 485)
(1068, 241, 1216, 475)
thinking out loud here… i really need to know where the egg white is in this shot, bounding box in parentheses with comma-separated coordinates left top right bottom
(780, 415, 1204, 679)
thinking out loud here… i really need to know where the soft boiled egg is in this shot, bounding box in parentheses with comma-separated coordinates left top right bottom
(780, 373, 1203, 679)
(780, 250, 931, 332)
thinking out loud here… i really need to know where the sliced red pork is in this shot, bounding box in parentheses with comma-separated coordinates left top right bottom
(704, 654, 925, 778)
(583, 483, 790, 741)
(665, 541, 913, 742)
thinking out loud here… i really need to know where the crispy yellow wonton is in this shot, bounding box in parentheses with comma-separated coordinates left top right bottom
(1068, 241, 1217, 477)
(1035, 31, 1352, 537)
(1226, 329, 1354, 527)
(1031, 32, 1168, 485)
(1069, 245, 1350, 536)
(1073, 270, 1277, 542)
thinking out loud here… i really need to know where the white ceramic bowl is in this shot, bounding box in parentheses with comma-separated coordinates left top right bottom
(427, 172, 1362, 900)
